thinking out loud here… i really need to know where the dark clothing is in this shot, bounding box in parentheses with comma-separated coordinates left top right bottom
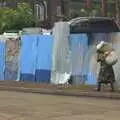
(98, 62, 115, 83)
(97, 52, 115, 84)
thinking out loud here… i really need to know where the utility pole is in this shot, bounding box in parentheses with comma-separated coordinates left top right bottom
(85, 0, 92, 9)
(101, 0, 107, 17)
(85, 0, 92, 16)
(115, 0, 120, 27)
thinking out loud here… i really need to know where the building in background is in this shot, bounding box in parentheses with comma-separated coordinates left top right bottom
(0, 0, 119, 29)
(0, 0, 69, 29)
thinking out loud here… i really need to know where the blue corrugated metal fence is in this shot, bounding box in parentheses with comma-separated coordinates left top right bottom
(0, 40, 5, 80)
(0, 33, 103, 85)
(70, 34, 89, 84)
(19, 35, 53, 83)
(35, 35, 53, 83)
(19, 35, 38, 82)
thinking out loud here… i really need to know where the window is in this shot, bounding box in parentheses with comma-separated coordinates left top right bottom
(56, 5, 62, 16)
(34, 3, 45, 21)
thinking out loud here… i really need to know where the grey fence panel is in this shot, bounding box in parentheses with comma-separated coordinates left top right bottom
(4, 38, 20, 80)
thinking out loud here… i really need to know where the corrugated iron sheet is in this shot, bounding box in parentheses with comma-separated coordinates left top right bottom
(0, 40, 5, 80)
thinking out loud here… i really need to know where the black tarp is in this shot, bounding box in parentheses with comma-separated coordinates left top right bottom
(69, 17, 120, 33)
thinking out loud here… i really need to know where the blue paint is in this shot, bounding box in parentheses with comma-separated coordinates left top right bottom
(36, 35, 53, 70)
(18, 33, 103, 85)
(19, 35, 53, 83)
(20, 73, 35, 83)
(35, 35, 53, 83)
(0, 41, 5, 80)
(69, 34, 89, 84)
(19, 35, 38, 81)
(35, 69, 51, 83)
(86, 73, 97, 85)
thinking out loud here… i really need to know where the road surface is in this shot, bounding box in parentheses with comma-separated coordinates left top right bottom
(0, 91, 119, 120)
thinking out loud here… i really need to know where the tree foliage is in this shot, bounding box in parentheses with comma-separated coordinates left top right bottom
(69, 0, 118, 19)
(0, 3, 35, 33)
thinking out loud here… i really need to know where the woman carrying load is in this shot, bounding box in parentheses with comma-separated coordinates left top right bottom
(96, 41, 118, 92)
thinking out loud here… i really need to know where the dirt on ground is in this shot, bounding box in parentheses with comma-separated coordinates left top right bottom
(0, 81, 120, 93)
(0, 91, 120, 120)
(0, 81, 95, 90)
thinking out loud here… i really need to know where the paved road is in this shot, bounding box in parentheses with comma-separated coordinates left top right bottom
(0, 91, 120, 120)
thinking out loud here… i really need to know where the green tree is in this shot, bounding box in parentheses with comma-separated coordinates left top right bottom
(0, 2, 35, 34)
(13, 3, 35, 29)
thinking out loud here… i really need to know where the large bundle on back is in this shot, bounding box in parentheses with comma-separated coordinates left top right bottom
(96, 41, 118, 65)
(97, 41, 113, 52)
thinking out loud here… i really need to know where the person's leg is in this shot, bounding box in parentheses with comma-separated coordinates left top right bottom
(97, 68, 104, 92)
(108, 66, 115, 92)
(97, 82, 101, 91)
(68, 75, 73, 85)
(110, 81, 115, 92)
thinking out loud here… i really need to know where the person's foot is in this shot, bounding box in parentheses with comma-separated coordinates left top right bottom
(111, 87, 115, 92)
(97, 83, 101, 92)
(97, 88, 101, 92)
(111, 83, 115, 92)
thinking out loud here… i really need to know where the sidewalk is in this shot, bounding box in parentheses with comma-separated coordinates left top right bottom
(0, 81, 120, 100)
